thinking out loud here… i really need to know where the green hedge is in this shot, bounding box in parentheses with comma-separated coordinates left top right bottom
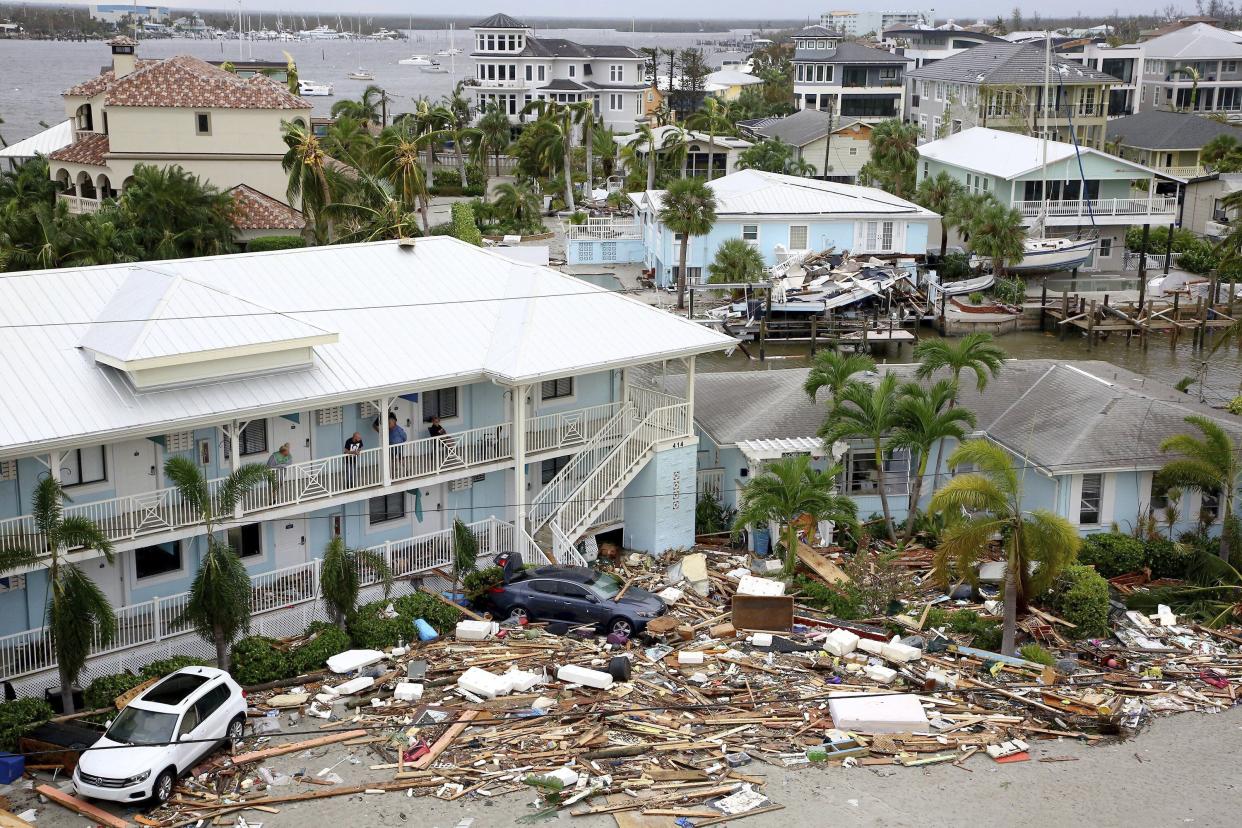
(393, 592, 463, 632)
(246, 235, 306, 252)
(348, 600, 416, 650)
(230, 636, 291, 686)
(290, 622, 352, 675)
(450, 202, 483, 245)
(1077, 533, 1145, 578)
(0, 698, 54, 751)
(792, 575, 861, 619)
(1046, 564, 1111, 639)
(83, 656, 208, 712)
(1143, 538, 1194, 579)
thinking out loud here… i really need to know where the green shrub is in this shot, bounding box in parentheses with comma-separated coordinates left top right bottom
(230, 636, 292, 686)
(1143, 538, 1193, 579)
(1046, 564, 1111, 639)
(290, 622, 352, 675)
(792, 576, 861, 619)
(450, 202, 483, 246)
(1077, 532, 1145, 578)
(993, 276, 1026, 305)
(246, 235, 306, 252)
(968, 291, 985, 304)
(428, 222, 455, 236)
(0, 698, 54, 751)
(141, 656, 206, 679)
(1018, 643, 1055, 666)
(348, 600, 417, 649)
(392, 592, 462, 632)
(83, 673, 147, 712)
(463, 566, 505, 601)
(1177, 241, 1218, 274)
(938, 251, 972, 281)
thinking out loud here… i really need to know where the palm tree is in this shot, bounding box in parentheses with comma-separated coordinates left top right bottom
(520, 99, 577, 211)
(1172, 65, 1202, 112)
(164, 456, 274, 670)
(1158, 415, 1242, 560)
(915, 172, 966, 257)
(685, 98, 732, 180)
(592, 126, 620, 180)
(930, 439, 1080, 654)
(804, 349, 877, 411)
(1203, 134, 1242, 172)
(658, 177, 717, 310)
(732, 455, 858, 576)
(443, 82, 482, 189)
(491, 181, 541, 232)
(892, 379, 977, 542)
(320, 536, 393, 630)
(369, 121, 434, 234)
(321, 115, 375, 167)
(322, 171, 423, 243)
(281, 120, 335, 241)
(330, 84, 384, 125)
(968, 200, 1026, 276)
(0, 478, 115, 714)
(821, 373, 903, 540)
(478, 102, 512, 179)
(569, 101, 597, 189)
(913, 333, 1006, 489)
(65, 208, 139, 266)
(860, 119, 920, 198)
(118, 164, 236, 259)
(624, 123, 662, 191)
(707, 237, 765, 286)
(451, 518, 479, 600)
(944, 191, 995, 248)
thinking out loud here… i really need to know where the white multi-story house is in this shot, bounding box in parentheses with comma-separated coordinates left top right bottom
(879, 22, 1005, 70)
(467, 12, 646, 132)
(1140, 22, 1242, 121)
(792, 25, 913, 121)
(821, 10, 927, 37)
(0, 238, 731, 695)
(1059, 40, 1146, 117)
(18, 37, 310, 214)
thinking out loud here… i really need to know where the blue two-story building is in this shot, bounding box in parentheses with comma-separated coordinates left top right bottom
(0, 237, 732, 693)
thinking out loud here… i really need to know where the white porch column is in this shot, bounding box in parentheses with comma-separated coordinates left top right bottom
(378, 397, 392, 487)
(620, 367, 630, 405)
(683, 355, 696, 435)
(512, 384, 529, 532)
(228, 421, 244, 519)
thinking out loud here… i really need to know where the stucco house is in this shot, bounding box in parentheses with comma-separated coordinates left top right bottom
(739, 109, 874, 183)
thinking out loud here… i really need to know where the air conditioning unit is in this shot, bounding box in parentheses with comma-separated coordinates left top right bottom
(318, 407, 344, 426)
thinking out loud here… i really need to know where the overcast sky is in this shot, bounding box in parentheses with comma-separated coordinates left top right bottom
(60, 2, 1176, 22)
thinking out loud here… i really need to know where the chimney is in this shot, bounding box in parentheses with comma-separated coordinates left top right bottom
(109, 36, 137, 78)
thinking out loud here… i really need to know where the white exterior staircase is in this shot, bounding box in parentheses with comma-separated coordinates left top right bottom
(528, 387, 690, 566)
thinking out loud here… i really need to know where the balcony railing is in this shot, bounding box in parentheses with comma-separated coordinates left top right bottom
(0, 517, 510, 684)
(1012, 196, 1178, 220)
(0, 402, 622, 555)
(474, 78, 526, 89)
(565, 217, 641, 240)
(58, 193, 101, 214)
(1154, 164, 1205, 178)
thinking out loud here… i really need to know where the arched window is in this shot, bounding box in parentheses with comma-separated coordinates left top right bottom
(75, 103, 93, 132)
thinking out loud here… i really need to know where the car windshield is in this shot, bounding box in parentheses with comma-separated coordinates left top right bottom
(106, 706, 177, 746)
(587, 571, 622, 598)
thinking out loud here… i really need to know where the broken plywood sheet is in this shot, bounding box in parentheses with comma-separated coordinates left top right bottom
(797, 541, 850, 585)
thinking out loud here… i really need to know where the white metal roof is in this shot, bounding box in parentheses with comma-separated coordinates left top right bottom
(614, 125, 752, 151)
(1143, 22, 1242, 59)
(79, 266, 335, 364)
(637, 169, 939, 218)
(917, 127, 1184, 182)
(0, 120, 75, 160)
(0, 238, 734, 457)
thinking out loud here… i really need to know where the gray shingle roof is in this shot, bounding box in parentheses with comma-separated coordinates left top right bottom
(1106, 109, 1241, 150)
(795, 42, 913, 64)
(674, 359, 1242, 473)
(907, 42, 1118, 86)
(793, 25, 843, 38)
(472, 12, 527, 29)
(519, 37, 642, 59)
(749, 108, 863, 147)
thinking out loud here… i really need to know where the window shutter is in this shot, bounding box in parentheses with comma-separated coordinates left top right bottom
(165, 431, 194, 453)
(318, 406, 344, 426)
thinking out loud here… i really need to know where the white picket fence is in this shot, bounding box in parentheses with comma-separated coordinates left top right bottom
(2, 518, 513, 698)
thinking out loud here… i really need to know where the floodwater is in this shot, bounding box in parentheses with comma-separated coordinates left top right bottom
(0, 28, 744, 141)
(698, 328, 1242, 406)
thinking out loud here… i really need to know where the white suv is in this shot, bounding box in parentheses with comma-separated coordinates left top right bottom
(74, 666, 248, 804)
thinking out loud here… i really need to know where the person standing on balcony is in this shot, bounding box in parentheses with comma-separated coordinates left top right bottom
(428, 415, 455, 462)
(267, 443, 292, 470)
(376, 411, 408, 470)
(344, 431, 363, 486)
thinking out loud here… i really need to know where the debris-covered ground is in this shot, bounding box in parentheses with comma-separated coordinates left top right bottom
(7, 544, 1242, 828)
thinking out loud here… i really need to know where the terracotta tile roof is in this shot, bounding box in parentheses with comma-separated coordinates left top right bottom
(227, 185, 306, 231)
(103, 55, 311, 110)
(65, 60, 158, 98)
(49, 132, 110, 166)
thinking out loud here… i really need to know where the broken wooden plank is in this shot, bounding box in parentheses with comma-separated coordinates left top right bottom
(35, 784, 131, 828)
(231, 729, 368, 764)
(796, 541, 850, 585)
(412, 709, 481, 770)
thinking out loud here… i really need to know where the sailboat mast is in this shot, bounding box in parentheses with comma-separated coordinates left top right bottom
(1041, 31, 1050, 211)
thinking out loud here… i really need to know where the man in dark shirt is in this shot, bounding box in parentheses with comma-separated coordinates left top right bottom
(344, 432, 363, 486)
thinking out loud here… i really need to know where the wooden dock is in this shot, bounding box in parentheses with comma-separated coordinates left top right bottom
(1039, 280, 1239, 349)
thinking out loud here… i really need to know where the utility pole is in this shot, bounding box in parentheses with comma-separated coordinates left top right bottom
(821, 103, 836, 180)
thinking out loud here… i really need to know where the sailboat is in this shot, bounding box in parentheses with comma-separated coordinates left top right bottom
(436, 23, 462, 56)
(1009, 34, 1098, 274)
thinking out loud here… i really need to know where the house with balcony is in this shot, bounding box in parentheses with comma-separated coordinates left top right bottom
(917, 127, 1183, 269)
(23, 37, 310, 215)
(1106, 109, 1240, 180)
(0, 237, 731, 694)
(792, 25, 913, 120)
(905, 42, 1117, 149)
(467, 13, 646, 132)
(1140, 22, 1242, 121)
(738, 109, 873, 183)
(613, 125, 753, 183)
(1181, 172, 1242, 239)
(1058, 40, 1146, 117)
(880, 23, 1005, 70)
(679, 360, 1241, 549)
(629, 168, 936, 288)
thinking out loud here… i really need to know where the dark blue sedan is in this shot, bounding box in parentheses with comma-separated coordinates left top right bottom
(486, 566, 666, 637)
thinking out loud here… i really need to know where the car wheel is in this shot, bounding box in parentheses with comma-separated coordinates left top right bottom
(507, 606, 529, 624)
(226, 715, 245, 742)
(608, 617, 634, 637)
(152, 768, 176, 804)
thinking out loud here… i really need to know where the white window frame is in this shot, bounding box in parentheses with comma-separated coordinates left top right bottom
(788, 225, 809, 250)
(741, 224, 759, 244)
(609, 93, 623, 111)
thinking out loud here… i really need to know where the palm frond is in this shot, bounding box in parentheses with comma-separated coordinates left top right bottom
(217, 464, 277, 517)
(164, 455, 212, 517)
(56, 515, 115, 562)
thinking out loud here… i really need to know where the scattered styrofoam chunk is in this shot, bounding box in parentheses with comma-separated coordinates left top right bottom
(823, 628, 860, 657)
(330, 676, 375, 696)
(751, 633, 773, 647)
(456, 620, 499, 641)
(556, 664, 614, 690)
(394, 682, 424, 702)
(326, 649, 385, 674)
(458, 667, 510, 700)
(678, 650, 705, 665)
(736, 574, 785, 597)
(726, 567, 751, 581)
(862, 665, 898, 684)
(857, 638, 884, 656)
(658, 587, 684, 603)
(500, 669, 542, 693)
(828, 692, 928, 733)
(880, 637, 922, 663)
